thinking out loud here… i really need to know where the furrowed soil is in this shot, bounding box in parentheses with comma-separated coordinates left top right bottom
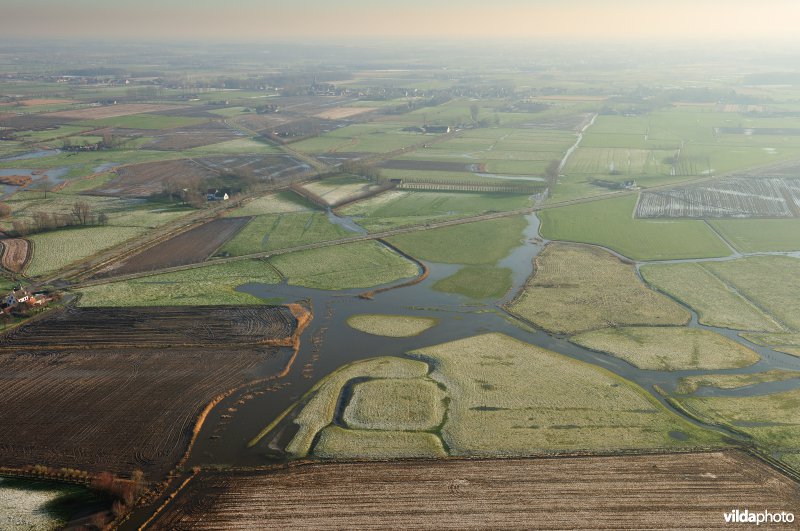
(146, 451, 800, 530)
(0, 305, 299, 349)
(145, 122, 241, 150)
(95, 217, 251, 277)
(0, 305, 306, 480)
(0, 238, 30, 273)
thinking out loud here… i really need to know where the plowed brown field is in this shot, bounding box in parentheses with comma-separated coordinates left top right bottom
(0, 305, 305, 480)
(95, 216, 251, 278)
(148, 452, 800, 529)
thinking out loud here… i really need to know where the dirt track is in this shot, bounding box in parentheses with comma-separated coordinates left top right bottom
(146, 451, 800, 530)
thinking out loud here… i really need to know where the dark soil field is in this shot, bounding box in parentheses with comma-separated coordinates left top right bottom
(95, 217, 251, 277)
(145, 122, 242, 150)
(0, 305, 305, 480)
(91, 159, 218, 197)
(147, 452, 800, 529)
(379, 159, 481, 172)
(0, 113, 75, 131)
(197, 154, 311, 181)
(45, 104, 188, 120)
(0, 305, 298, 349)
(0, 238, 31, 273)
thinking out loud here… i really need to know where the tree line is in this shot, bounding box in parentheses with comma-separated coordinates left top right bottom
(9, 201, 108, 236)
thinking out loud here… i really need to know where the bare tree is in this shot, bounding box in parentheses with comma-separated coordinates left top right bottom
(12, 219, 29, 236)
(72, 201, 92, 225)
(470, 103, 480, 124)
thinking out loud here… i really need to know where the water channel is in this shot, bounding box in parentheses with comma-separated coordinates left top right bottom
(188, 210, 800, 469)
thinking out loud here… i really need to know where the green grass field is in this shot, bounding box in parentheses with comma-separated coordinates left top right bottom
(27, 226, 144, 277)
(411, 333, 721, 454)
(78, 114, 208, 130)
(571, 327, 759, 371)
(640, 262, 784, 332)
(77, 260, 282, 306)
(346, 314, 438, 337)
(538, 195, 731, 260)
(676, 389, 800, 472)
(217, 212, 351, 256)
(270, 241, 419, 290)
(709, 219, 800, 253)
(312, 426, 446, 459)
(508, 243, 689, 334)
(339, 190, 531, 232)
(432, 265, 512, 299)
(702, 256, 800, 331)
(675, 371, 800, 395)
(342, 378, 447, 431)
(284, 357, 431, 457)
(387, 216, 526, 265)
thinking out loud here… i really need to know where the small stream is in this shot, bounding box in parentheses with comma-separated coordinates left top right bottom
(187, 209, 800, 469)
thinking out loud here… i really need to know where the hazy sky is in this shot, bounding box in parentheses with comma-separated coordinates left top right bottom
(3, 0, 800, 42)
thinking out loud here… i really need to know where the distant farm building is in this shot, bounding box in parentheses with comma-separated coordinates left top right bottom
(207, 189, 230, 201)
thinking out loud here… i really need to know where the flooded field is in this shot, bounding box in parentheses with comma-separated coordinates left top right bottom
(185, 212, 800, 470)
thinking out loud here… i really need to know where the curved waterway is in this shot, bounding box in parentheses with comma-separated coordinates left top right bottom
(188, 211, 800, 469)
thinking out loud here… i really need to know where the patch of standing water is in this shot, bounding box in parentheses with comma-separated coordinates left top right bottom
(326, 207, 367, 234)
(0, 167, 69, 199)
(1, 149, 60, 161)
(92, 162, 119, 173)
(187, 208, 800, 470)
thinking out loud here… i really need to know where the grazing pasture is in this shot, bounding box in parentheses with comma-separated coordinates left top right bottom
(270, 241, 419, 290)
(508, 243, 689, 334)
(412, 333, 717, 454)
(340, 190, 531, 232)
(677, 388, 800, 472)
(701, 256, 800, 331)
(640, 262, 783, 332)
(217, 212, 350, 256)
(571, 327, 759, 371)
(284, 357, 431, 457)
(433, 265, 512, 299)
(709, 218, 800, 252)
(387, 216, 526, 265)
(27, 226, 143, 278)
(146, 452, 799, 530)
(45, 104, 188, 120)
(346, 314, 438, 337)
(676, 371, 800, 395)
(538, 195, 731, 260)
(78, 260, 282, 306)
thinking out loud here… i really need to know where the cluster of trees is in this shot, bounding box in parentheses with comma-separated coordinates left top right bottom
(11, 201, 108, 236)
(93, 469, 146, 519)
(161, 167, 261, 207)
(339, 161, 381, 182)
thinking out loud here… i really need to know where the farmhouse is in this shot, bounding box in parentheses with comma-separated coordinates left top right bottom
(423, 125, 451, 134)
(0, 287, 54, 314)
(206, 189, 230, 201)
